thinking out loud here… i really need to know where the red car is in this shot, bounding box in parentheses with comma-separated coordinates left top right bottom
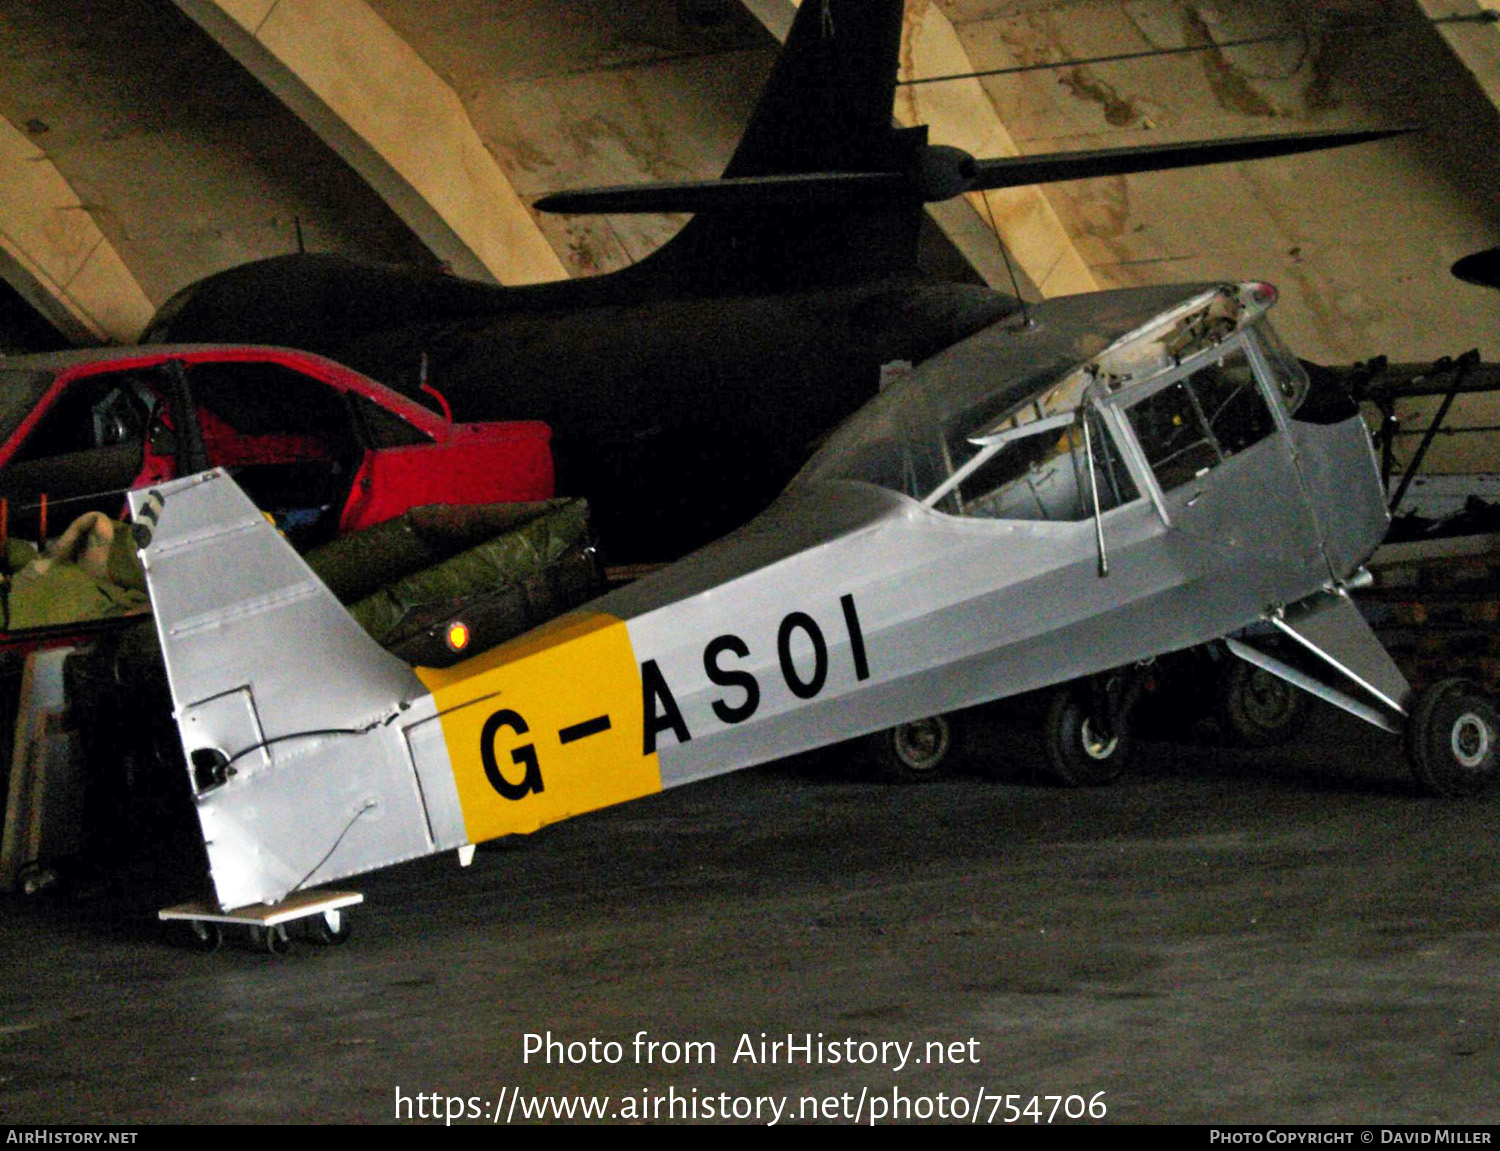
(0, 345, 553, 544)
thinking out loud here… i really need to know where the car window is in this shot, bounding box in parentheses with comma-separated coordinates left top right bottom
(349, 393, 431, 448)
(10, 372, 154, 463)
(1125, 344, 1275, 493)
(186, 361, 353, 447)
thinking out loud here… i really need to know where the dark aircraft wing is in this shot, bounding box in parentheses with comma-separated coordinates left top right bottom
(1453, 247, 1500, 289)
(535, 126, 1416, 215)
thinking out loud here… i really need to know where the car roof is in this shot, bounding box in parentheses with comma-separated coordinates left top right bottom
(0, 343, 355, 374)
(0, 342, 456, 428)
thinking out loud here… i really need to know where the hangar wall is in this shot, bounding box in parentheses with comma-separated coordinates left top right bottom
(1, 0, 1499, 473)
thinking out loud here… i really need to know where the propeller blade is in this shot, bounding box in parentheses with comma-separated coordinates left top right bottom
(965, 125, 1416, 191)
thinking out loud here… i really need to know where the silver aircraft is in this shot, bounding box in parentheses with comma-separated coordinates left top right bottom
(130, 280, 1498, 916)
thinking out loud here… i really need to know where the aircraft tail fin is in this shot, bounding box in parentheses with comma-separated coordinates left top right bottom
(725, 0, 905, 179)
(628, 0, 922, 293)
(130, 472, 450, 909)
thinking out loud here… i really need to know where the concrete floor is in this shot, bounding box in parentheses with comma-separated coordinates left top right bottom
(2, 707, 1497, 1126)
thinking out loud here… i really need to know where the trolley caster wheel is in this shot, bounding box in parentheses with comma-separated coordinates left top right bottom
(1405, 678, 1500, 798)
(865, 714, 955, 783)
(1043, 688, 1130, 787)
(167, 919, 222, 954)
(19, 865, 57, 897)
(259, 924, 293, 957)
(305, 907, 353, 946)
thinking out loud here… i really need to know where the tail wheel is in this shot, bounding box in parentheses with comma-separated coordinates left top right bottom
(1406, 678, 1500, 798)
(866, 714, 956, 783)
(1043, 688, 1129, 787)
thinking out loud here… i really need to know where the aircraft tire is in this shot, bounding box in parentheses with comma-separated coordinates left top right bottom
(1405, 678, 1500, 798)
(306, 907, 353, 945)
(1043, 689, 1129, 787)
(1217, 660, 1309, 747)
(865, 714, 956, 784)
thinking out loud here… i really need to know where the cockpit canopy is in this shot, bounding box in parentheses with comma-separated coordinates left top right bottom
(795, 281, 1307, 522)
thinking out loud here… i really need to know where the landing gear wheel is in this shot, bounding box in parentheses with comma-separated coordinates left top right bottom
(167, 919, 222, 953)
(1405, 678, 1500, 798)
(1043, 689, 1130, 787)
(1218, 660, 1309, 747)
(866, 714, 955, 783)
(305, 907, 353, 946)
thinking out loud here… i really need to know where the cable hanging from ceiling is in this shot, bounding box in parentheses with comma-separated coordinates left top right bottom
(896, 10, 1499, 88)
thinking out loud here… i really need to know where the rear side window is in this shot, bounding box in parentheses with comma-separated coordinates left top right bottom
(349, 393, 430, 448)
(187, 361, 349, 439)
(957, 411, 1137, 522)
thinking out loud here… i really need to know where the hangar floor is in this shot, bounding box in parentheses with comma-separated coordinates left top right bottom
(2, 707, 1497, 1126)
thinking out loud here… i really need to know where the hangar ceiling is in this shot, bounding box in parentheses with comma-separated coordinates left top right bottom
(1, 0, 1499, 469)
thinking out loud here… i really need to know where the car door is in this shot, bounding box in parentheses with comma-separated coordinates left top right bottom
(181, 358, 364, 544)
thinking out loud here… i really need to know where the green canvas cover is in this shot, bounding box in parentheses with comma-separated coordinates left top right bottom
(3, 514, 148, 630)
(335, 499, 592, 645)
(305, 500, 575, 603)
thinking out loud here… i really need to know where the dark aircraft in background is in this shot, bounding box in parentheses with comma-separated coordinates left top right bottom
(145, 0, 1407, 561)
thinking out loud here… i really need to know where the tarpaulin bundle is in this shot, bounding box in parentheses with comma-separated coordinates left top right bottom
(308, 499, 594, 650)
(304, 499, 578, 604)
(5, 513, 148, 630)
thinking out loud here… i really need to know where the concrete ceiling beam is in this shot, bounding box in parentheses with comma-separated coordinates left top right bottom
(173, 0, 566, 285)
(0, 115, 153, 344)
(896, 1, 1098, 298)
(1421, 0, 1500, 111)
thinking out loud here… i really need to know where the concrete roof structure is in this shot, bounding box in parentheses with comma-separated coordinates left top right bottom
(1, 0, 1499, 469)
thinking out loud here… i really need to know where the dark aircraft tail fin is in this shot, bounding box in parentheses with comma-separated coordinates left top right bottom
(625, 0, 923, 294)
(724, 0, 904, 179)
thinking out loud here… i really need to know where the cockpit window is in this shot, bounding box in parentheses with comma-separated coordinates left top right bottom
(1125, 342, 1276, 493)
(792, 283, 1281, 520)
(942, 410, 1137, 522)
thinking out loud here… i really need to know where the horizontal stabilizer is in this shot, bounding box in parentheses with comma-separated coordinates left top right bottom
(1453, 247, 1500, 289)
(535, 171, 903, 215)
(537, 125, 1416, 215)
(965, 125, 1416, 192)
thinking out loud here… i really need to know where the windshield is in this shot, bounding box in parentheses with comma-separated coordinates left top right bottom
(794, 282, 1271, 516)
(0, 369, 57, 450)
(794, 286, 1201, 500)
